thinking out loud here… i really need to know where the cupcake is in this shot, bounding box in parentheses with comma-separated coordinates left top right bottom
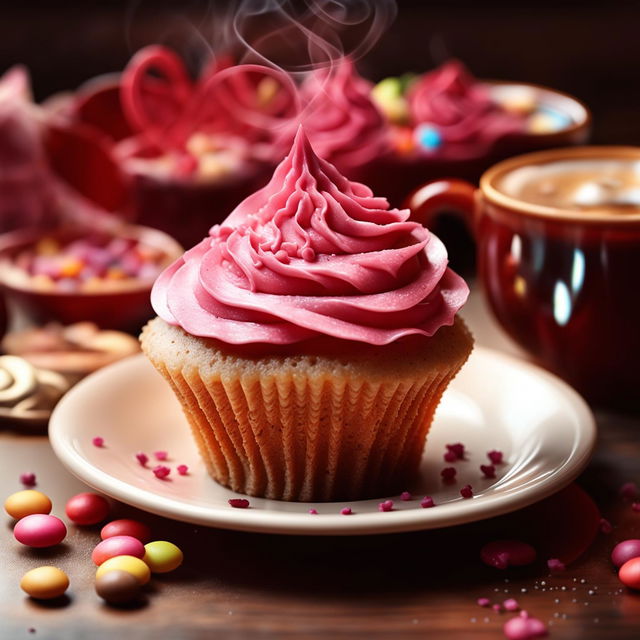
(140, 127, 472, 501)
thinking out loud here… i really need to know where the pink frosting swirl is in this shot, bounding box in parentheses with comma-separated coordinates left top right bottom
(408, 60, 523, 157)
(152, 127, 468, 346)
(276, 58, 390, 171)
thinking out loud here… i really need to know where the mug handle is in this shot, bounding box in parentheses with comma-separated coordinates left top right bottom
(404, 178, 478, 235)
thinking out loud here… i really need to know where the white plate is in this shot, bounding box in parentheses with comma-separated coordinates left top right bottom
(49, 348, 596, 536)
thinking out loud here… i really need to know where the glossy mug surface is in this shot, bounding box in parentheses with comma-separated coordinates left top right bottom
(408, 147, 640, 409)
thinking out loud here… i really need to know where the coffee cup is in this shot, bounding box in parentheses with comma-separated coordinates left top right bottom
(407, 146, 640, 409)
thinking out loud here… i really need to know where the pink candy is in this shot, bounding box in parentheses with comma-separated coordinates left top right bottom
(446, 443, 465, 459)
(153, 465, 171, 479)
(503, 612, 547, 639)
(340, 507, 353, 515)
(177, 464, 189, 476)
(503, 598, 520, 611)
(92, 535, 145, 565)
(154, 451, 168, 461)
(488, 450, 504, 464)
(611, 539, 640, 568)
(547, 558, 566, 572)
(477, 597, 491, 607)
(308, 509, 318, 515)
(92, 437, 105, 447)
(135, 452, 149, 466)
(481, 540, 537, 569)
(420, 496, 435, 508)
(599, 518, 613, 533)
(14, 514, 67, 548)
(378, 500, 394, 512)
(400, 491, 412, 501)
(460, 485, 473, 499)
(480, 464, 496, 479)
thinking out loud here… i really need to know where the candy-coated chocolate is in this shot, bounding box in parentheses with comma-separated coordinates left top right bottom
(143, 541, 183, 573)
(96, 555, 150, 585)
(611, 539, 640, 568)
(92, 535, 145, 566)
(4, 490, 52, 520)
(95, 569, 142, 604)
(65, 492, 110, 525)
(100, 519, 151, 543)
(14, 514, 67, 548)
(20, 566, 69, 599)
(619, 557, 640, 589)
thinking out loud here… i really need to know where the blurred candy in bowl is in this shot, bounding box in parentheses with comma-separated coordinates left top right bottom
(0, 225, 182, 332)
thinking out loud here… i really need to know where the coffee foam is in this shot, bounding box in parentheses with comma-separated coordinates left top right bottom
(497, 158, 640, 213)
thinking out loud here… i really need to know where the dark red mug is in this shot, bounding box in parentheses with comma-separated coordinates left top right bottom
(407, 146, 640, 410)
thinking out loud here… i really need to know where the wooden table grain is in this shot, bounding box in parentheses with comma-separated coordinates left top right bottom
(1, 286, 639, 640)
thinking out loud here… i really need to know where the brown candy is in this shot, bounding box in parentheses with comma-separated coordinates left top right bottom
(95, 569, 141, 604)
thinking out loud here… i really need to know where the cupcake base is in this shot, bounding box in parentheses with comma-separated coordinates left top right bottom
(140, 317, 473, 501)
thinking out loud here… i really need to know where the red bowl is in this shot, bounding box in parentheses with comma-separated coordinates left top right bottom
(0, 225, 182, 333)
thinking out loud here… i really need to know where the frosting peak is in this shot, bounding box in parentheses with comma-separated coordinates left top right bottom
(152, 127, 468, 345)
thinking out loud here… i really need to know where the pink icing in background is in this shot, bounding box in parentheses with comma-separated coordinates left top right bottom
(152, 127, 468, 346)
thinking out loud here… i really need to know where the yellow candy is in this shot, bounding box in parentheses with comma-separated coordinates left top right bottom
(20, 566, 69, 599)
(4, 490, 52, 520)
(96, 555, 150, 585)
(143, 541, 183, 573)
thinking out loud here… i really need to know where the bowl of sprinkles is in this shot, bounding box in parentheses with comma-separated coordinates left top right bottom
(0, 224, 182, 332)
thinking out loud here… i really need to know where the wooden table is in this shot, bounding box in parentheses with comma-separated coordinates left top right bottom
(1, 286, 639, 640)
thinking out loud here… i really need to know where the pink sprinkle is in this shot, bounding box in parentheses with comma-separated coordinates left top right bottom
(308, 508, 318, 515)
(481, 464, 496, 479)
(340, 507, 352, 515)
(19, 473, 36, 487)
(441, 467, 457, 482)
(503, 613, 547, 639)
(503, 598, 520, 612)
(154, 451, 168, 461)
(400, 491, 412, 501)
(460, 484, 473, 499)
(135, 452, 149, 466)
(92, 437, 104, 448)
(620, 481, 639, 499)
(229, 498, 250, 509)
(477, 597, 491, 607)
(446, 443, 465, 459)
(493, 603, 503, 613)
(443, 451, 457, 462)
(599, 518, 613, 533)
(547, 558, 566, 572)
(481, 540, 537, 569)
(378, 500, 394, 512)
(177, 464, 189, 476)
(487, 450, 503, 464)
(632, 502, 640, 512)
(420, 496, 435, 508)
(152, 465, 171, 479)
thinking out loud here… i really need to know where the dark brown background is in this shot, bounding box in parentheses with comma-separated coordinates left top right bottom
(1, 1, 639, 147)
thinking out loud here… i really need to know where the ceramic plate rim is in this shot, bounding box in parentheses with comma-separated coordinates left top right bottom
(49, 347, 596, 536)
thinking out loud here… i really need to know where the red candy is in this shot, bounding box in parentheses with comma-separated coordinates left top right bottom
(135, 452, 149, 466)
(460, 485, 473, 498)
(619, 557, 640, 590)
(154, 451, 168, 461)
(65, 492, 110, 525)
(441, 467, 457, 482)
(443, 451, 457, 463)
(20, 473, 36, 487)
(378, 500, 394, 512)
(480, 464, 496, 479)
(481, 540, 537, 569)
(92, 437, 105, 447)
(153, 465, 171, 479)
(228, 499, 250, 509)
(177, 464, 189, 475)
(14, 514, 67, 548)
(92, 535, 145, 565)
(340, 507, 352, 515)
(446, 443, 465, 459)
(420, 496, 435, 508)
(100, 519, 151, 543)
(611, 539, 640, 568)
(487, 450, 504, 464)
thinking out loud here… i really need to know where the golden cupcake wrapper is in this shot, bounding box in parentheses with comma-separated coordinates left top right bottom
(147, 351, 466, 502)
